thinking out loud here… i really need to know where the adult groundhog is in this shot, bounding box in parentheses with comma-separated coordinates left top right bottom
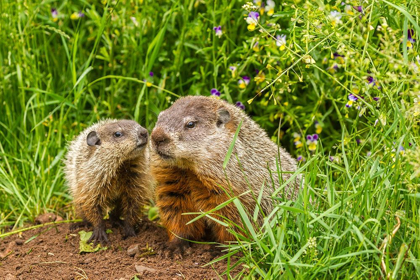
(151, 96, 299, 255)
(65, 119, 152, 245)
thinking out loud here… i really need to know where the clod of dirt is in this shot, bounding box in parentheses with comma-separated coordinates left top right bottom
(135, 264, 157, 274)
(0, 241, 14, 259)
(4, 274, 17, 280)
(34, 213, 63, 224)
(127, 244, 140, 256)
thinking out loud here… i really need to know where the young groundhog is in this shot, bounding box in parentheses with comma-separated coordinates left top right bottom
(151, 96, 299, 254)
(65, 119, 152, 245)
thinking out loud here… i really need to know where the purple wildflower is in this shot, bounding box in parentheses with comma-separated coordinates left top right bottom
(235, 101, 245, 110)
(329, 156, 334, 161)
(407, 29, 415, 48)
(238, 76, 250, 89)
(149, 72, 154, 77)
(246, 12, 259, 31)
(353, 6, 363, 13)
(213, 26, 222, 38)
(306, 134, 318, 151)
(356, 139, 361, 145)
(346, 94, 359, 107)
(210, 88, 221, 97)
(373, 97, 380, 101)
(306, 134, 319, 141)
(78, 11, 85, 18)
(51, 8, 58, 21)
(349, 94, 358, 101)
(333, 52, 344, 58)
(297, 155, 304, 162)
(248, 12, 259, 22)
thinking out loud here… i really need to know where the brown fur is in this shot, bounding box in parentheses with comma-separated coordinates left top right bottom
(150, 96, 299, 245)
(64, 119, 152, 244)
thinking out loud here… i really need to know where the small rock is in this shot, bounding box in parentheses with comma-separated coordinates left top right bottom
(5, 274, 17, 280)
(127, 244, 140, 257)
(135, 265, 157, 274)
(15, 239, 24, 245)
(35, 213, 63, 224)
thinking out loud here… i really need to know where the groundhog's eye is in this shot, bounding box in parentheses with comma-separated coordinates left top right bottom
(114, 131, 123, 137)
(185, 121, 196, 129)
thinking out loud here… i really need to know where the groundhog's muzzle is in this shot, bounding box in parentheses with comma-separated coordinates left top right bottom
(136, 126, 149, 148)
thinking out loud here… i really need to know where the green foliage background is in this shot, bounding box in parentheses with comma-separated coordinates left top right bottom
(0, 0, 419, 278)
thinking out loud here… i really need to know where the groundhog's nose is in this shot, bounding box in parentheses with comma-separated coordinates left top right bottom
(137, 127, 149, 145)
(151, 127, 169, 148)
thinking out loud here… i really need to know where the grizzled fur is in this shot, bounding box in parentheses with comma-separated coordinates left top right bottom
(151, 96, 299, 249)
(65, 119, 152, 245)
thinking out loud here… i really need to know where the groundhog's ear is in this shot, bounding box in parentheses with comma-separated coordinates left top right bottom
(87, 131, 101, 146)
(216, 107, 230, 127)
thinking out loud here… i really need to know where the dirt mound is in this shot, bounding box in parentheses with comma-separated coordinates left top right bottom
(0, 219, 235, 279)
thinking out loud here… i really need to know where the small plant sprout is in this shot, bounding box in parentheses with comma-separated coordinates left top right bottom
(246, 11, 259, 31)
(238, 76, 250, 89)
(276, 34, 287, 51)
(213, 26, 223, 38)
(306, 134, 318, 152)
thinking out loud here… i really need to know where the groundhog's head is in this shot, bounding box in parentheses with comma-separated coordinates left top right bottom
(151, 96, 236, 166)
(86, 120, 149, 160)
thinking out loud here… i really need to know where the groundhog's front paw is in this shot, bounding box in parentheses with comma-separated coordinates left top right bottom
(88, 227, 109, 246)
(123, 223, 136, 239)
(161, 239, 190, 259)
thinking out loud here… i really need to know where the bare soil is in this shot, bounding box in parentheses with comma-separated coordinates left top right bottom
(0, 218, 236, 280)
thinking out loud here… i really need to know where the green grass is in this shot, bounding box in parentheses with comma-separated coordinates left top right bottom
(0, 0, 419, 278)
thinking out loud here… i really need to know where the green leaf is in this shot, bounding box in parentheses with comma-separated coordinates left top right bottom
(148, 206, 159, 221)
(223, 120, 242, 169)
(78, 230, 107, 253)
